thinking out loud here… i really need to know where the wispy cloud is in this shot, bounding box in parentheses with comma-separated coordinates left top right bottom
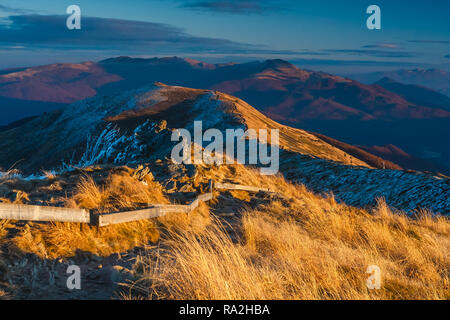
(0, 14, 250, 54)
(288, 58, 425, 68)
(0, 5, 37, 15)
(0, 12, 429, 71)
(362, 43, 401, 49)
(176, 0, 281, 15)
(325, 49, 417, 58)
(0, 14, 308, 57)
(408, 40, 450, 44)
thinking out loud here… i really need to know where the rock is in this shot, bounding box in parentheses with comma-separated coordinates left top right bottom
(90, 255, 103, 263)
(179, 183, 195, 192)
(165, 180, 177, 191)
(185, 164, 198, 179)
(0, 260, 8, 282)
(110, 265, 134, 283)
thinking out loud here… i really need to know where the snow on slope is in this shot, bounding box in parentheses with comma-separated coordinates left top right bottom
(281, 152, 449, 215)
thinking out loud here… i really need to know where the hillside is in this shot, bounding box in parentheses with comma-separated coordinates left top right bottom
(0, 84, 448, 300)
(0, 83, 368, 173)
(208, 62, 450, 122)
(0, 62, 121, 103)
(374, 77, 450, 111)
(351, 68, 450, 97)
(359, 144, 450, 174)
(2, 58, 449, 123)
(310, 133, 402, 170)
(0, 57, 448, 174)
(0, 163, 448, 300)
(0, 83, 448, 214)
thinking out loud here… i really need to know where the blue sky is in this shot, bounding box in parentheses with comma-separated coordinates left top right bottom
(0, 0, 449, 73)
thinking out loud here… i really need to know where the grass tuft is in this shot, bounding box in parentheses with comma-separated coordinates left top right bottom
(127, 166, 449, 300)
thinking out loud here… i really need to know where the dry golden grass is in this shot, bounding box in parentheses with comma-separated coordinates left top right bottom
(2, 163, 449, 299)
(0, 220, 12, 295)
(0, 220, 9, 239)
(215, 92, 370, 167)
(12, 220, 160, 259)
(128, 166, 449, 300)
(158, 202, 212, 235)
(66, 168, 168, 213)
(12, 168, 167, 258)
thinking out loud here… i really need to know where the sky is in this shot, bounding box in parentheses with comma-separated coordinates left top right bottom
(0, 0, 449, 73)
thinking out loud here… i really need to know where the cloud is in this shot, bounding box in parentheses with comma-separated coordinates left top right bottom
(0, 14, 254, 54)
(325, 49, 417, 58)
(0, 13, 427, 71)
(287, 58, 432, 74)
(177, 0, 281, 14)
(408, 40, 450, 44)
(0, 14, 329, 57)
(362, 43, 401, 49)
(288, 58, 423, 67)
(0, 5, 37, 15)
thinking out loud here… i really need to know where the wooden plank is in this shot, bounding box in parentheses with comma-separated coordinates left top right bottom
(0, 180, 280, 227)
(208, 179, 213, 192)
(215, 183, 263, 193)
(215, 183, 278, 195)
(159, 205, 191, 214)
(197, 193, 213, 202)
(189, 193, 213, 211)
(0, 204, 90, 223)
(98, 207, 162, 227)
(189, 199, 199, 210)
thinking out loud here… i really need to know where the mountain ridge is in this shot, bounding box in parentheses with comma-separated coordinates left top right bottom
(351, 68, 450, 97)
(0, 83, 370, 174)
(0, 83, 448, 214)
(374, 77, 450, 111)
(1, 57, 449, 174)
(3, 57, 449, 122)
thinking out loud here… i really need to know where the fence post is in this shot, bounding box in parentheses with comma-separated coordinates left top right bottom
(209, 179, 213, 192)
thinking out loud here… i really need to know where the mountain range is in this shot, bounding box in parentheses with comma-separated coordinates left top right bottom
(0, 57, 449, 174)
(350, 68, 450, 97)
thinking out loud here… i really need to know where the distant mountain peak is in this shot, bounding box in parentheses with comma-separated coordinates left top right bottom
(262, 59, 296, 70)
(100, 56, 133, 63)
(375, 76, 397, 84)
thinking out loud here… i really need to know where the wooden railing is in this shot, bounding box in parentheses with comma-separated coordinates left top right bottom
(0, 180, 279, 227)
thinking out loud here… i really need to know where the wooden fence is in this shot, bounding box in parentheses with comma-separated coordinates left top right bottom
(214, 182, 277, 194)
(0, 204, 90, 223)
(0, 180, 277, 227)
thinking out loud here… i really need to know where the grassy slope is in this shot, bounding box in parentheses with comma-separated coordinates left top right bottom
(216, 92, 371, 167)
(0, 164, 448, 300)
(133, 165, 448, 300)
